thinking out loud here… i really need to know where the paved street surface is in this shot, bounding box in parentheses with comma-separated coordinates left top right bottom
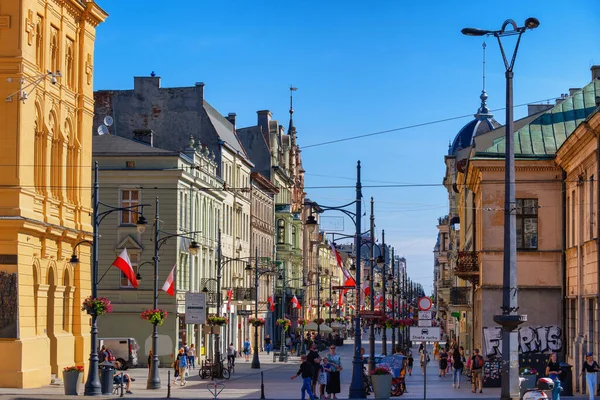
(0, 330, 587, 399)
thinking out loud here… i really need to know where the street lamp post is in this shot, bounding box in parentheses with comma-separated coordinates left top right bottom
(368, 197, 376, 372)
(380, 230, 387, 356)
(83, 162, 150, 396)
(390, 247, 395, 352)
(305, 161, 365, 398)
(462, 18, 538, 400)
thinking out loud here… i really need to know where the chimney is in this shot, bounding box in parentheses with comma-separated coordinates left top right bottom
(592, 65, 600, 80)
(527, 103, 553, 116)
(226, 113, 236, 131)
(257, 110, 272, 136)
(132, 129, 153, 147)
(195, 82, 204, 103)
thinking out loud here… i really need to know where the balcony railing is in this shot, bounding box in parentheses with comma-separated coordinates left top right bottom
(455, 251, 479, 285)
(450, 287, 470, 306)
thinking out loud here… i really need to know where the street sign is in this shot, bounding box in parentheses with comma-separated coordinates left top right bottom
(418, 297, 433, 311)
(410, 326, 441, 341)
(185, 292, 206, 324)
(237, 310, 252, 316)
(418, 319, 432, 327)
(418, 311, 432, 320)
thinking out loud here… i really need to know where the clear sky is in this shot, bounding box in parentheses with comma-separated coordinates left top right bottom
(94, 0, 600, 294)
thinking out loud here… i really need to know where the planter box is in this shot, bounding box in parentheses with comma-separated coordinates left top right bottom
(371, 374, 392, 399)
(63, 371, 82, 396)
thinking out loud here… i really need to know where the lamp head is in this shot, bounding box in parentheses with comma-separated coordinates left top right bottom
(245, 263, 252, 272)
(524, 17, 540, 29)
(188, 240, 200, 256)
(136, 272, 142, 280)
(305, 215, 318, 234)
(69, 254, 79, 264)
(461, 27, 489, 36)
(278, 273, 283, 280)
(136, 215, 148, 233)
(376, 255, 385, 268)
(202, 286, 209, 293)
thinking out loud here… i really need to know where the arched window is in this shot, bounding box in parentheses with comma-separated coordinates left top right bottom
(35, 21, 43, 69)
(33, 105, 43, 193)
(65, 41, 74, 88)
(50, 30, 58, 73)
(277, 219, 285, 245)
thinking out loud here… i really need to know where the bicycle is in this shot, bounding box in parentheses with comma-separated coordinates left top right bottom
(227, 356, 235, 374)
(199, 359, 231, 380)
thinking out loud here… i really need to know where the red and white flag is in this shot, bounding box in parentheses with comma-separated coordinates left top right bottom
(112, 248, 138, 288)
(338, 290, 344, 306)
(324, 300, 332, 308)
(268, 295, 275, 312)
(291, 295, 300, 309)
(330, 243, 343, 268)
(364, 286, 371, 296)
(161, 264, 176, 296)
(349, 304, 356, 310)
(376, 294, 383, 304)
(226, 288, 233, 312)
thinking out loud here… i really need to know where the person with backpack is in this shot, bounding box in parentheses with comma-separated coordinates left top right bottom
(470, 348, 484, 393)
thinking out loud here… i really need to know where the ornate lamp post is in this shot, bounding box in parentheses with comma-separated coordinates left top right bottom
(462, 17, 539, 400)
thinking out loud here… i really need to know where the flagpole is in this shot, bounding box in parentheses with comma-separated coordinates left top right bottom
(147, 197, 161, 389)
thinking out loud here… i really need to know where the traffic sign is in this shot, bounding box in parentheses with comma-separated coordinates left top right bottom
(410, 326, 441, 341)
(418, 311, 432, 320)
(185, 292, 206, 324)
(418, 319, 432, 327)
(418, 297, 432, 311)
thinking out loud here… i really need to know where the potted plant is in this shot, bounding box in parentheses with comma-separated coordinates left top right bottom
(140, 308, 168, 325)
(519, 366, 538, 392)
(249, 317, 265, 327)
(63, 365, 84, 395)
(298, 318, 308, 327)
(81, 296, 112, 316)
(207, 315, 228, 326)
(276, 318, 291, 331)
(371, 366, 392, 399)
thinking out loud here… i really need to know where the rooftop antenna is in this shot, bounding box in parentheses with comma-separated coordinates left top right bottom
(482, 41, 486, 93)
(475, 41, 493, 120)
(289, 85, 298, 117)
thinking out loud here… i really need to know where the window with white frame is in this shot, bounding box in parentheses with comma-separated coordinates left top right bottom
(120, 189, 140, 225)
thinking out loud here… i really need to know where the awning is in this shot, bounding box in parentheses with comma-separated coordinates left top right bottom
(304, 322, 333, 333)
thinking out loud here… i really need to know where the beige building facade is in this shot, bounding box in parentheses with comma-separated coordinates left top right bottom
(0, 0, 106, 388)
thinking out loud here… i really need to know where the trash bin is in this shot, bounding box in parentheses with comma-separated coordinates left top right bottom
(99, 362, 115, 395)
(559, 362, 573, 396)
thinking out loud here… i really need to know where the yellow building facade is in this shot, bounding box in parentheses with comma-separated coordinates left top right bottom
(0, 0, 106, 388)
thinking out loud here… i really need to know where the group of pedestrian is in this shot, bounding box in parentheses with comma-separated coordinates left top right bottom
(171, 343, 196, 386)
(291, 343, 342, 400)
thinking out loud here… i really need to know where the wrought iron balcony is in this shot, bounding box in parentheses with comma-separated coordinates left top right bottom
(455, 251, 479, 285)
(450, 287, 471, 306)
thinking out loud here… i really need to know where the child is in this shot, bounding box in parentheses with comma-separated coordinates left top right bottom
(407, 351, 414, 376)
(291, 355, 315, 400)
(319, 357, 333, 399)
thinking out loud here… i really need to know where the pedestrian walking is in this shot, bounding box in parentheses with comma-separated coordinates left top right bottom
(307, 343, 321, 396)
(175, 347, 188, 386)
(264, 334, 272, 355)
(407, 351, 414, 376)
(243, 338, 251, 362)
(291, 354, 316, 400)
(452, 347, 465, 388)
(433, 341, 439, 360)
(187, 344, 196, 369)
(470, 348, 484, 393)
(419, 347, 429, 375)
(439, 347, 448, 377)
(318, 357, 332, 398)
(326, 345, 342, 399)
(581, 352, 600, 400)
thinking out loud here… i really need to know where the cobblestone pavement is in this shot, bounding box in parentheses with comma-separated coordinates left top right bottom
(0, 331, 587, 399)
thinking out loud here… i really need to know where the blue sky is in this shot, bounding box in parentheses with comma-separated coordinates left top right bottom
(94, 0, 600, 294)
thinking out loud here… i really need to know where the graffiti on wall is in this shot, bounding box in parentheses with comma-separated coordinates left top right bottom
(482, 325, 562, 358)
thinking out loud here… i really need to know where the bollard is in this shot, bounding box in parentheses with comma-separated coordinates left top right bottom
(260, 371, 266, 399)
(167, 370, 171, 398)
(120, 372, 124, 397)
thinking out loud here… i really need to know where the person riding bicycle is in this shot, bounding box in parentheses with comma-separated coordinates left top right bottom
(227, 343, 237, 368)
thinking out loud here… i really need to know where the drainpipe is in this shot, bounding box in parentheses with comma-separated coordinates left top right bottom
(560, 169, 567, 372)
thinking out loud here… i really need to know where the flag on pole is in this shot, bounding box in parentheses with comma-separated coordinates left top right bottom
(291, 295, 300, 309)
(330, 243, 343, 268)
(338, 290, 344, 306)
(161, 264, 176, 296)
(268, 295, 275, 312)
(364, 286, 371, 296)
(324, 300, 332, 308)
(349, 304, 356, 310)
(112, 248, 138, 288)
(226, 288, 233, 312)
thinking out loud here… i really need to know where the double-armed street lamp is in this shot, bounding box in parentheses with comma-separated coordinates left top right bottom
(72, 161, 150, 396)
(462, 17, 539, 400)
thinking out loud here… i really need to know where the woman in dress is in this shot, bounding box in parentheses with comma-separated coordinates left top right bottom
(439, 347, 448, 377)
(326, 345, 342, 399)
(433, 341, 440, 360)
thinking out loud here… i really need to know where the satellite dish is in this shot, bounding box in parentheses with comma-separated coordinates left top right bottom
(97, 125, 109, 136)
(103, 116, 114, 127)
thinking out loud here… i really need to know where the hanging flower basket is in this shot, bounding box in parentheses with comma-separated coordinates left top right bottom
(249, 317, 266, 327)
(141, 309, 168, 326)
(325, 317, 335, 324)
(298, 318, 308, 327)
(277, 318, 291, 331)
(207, 315, 228, 326)
(81, 296, 112, 316)
(313, 318, 325, 325)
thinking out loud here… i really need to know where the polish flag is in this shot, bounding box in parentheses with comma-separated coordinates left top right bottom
(386, 299, 393, 310)
(338, 291, 344, 306)
(112, 248, 138, 288)
(364, 286, 371, 296)
(330, 243, 343, 268)
(324, 300, 332, 308)
(376, 294, 383, 304)
(349, 304, 356, 310)
(161, 265, 176, 296)
(226, 288, 233, 312)
(291, 295, 300, 309)
(268, 295, 275, 312)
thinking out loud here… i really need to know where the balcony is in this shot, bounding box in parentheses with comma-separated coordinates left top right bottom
(455, 251, 479, 285)
(450, 287, 470, 306)
(233, 287, 257, 302)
